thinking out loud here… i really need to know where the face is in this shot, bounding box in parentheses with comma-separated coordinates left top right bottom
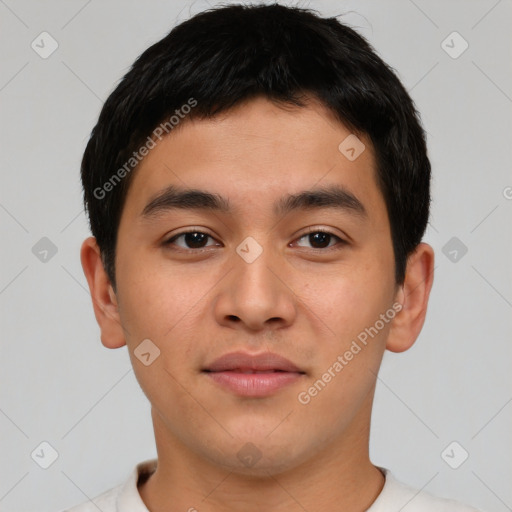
(110, 96, 400, 474)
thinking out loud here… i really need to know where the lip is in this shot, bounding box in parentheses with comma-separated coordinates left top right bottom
(203, 351, 304, 373)
(202, 351, 305, 397)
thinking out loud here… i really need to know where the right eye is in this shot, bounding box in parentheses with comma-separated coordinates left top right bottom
(163, 230, 221, 250)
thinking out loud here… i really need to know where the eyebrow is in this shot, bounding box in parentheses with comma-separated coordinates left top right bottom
(141, 184, 367, 219)
(141, 185, 231, 217)
(275, 184, 367, 219)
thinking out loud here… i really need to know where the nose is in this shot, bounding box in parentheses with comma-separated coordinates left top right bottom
(213, 239, 297, 333)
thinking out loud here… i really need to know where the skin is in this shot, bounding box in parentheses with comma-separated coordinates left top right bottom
(81, 95, 434, 512)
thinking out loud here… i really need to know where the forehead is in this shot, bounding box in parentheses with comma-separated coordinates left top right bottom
(121, 96, 385, 225)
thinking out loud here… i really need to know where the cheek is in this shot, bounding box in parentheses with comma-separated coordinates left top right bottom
(116, 254, 207, 341)
(305, 261, 394, 346)
(118, 268, 204, 418)
(116, 258, 214, 400)
(297, 279, 391, 429)
(310, 282, 390, 382)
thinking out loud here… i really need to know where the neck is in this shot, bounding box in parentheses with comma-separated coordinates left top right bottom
(139, 389, 384, 512)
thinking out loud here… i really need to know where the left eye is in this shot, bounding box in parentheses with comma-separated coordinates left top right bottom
(166, 231, 219, 250)
(294, 230, 344, 250)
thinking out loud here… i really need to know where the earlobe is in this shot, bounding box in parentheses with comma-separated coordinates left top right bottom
(80, 237, 126, 349)
(386, 243, 435, 353)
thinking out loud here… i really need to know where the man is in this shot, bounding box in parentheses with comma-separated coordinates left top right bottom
(71, 3, 481, 511)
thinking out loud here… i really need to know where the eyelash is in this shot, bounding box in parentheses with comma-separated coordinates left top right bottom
(163, 227, 347, 252)
(296, 228, 347, 250)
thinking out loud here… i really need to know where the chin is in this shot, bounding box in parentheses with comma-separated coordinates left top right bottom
(201, 432, 315, 477)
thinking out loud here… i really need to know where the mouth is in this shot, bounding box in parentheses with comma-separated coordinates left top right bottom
(203, 368, 302, 374)
(202, 351, 306, 397)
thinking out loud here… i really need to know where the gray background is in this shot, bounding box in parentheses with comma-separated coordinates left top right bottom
(0, 0, 511, 511)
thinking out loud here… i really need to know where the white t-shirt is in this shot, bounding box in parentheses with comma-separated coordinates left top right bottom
(64, 459, 482, 512)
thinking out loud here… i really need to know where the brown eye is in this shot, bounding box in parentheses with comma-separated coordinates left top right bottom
(165, 231, 218, 250)
(307, 232, 332, 249)
(295, 230, 346, 250)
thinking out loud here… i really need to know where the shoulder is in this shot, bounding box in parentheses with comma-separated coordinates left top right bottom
(60, 459, 157, 512)
(62, 484, 121, 512)
(369, 469, 483, 512)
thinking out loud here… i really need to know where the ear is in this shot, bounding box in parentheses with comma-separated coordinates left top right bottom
(80, 236, 126, 349)
(386, 242, 435, 353)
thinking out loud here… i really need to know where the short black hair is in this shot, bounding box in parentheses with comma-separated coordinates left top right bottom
(81, 2, 430, 288)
